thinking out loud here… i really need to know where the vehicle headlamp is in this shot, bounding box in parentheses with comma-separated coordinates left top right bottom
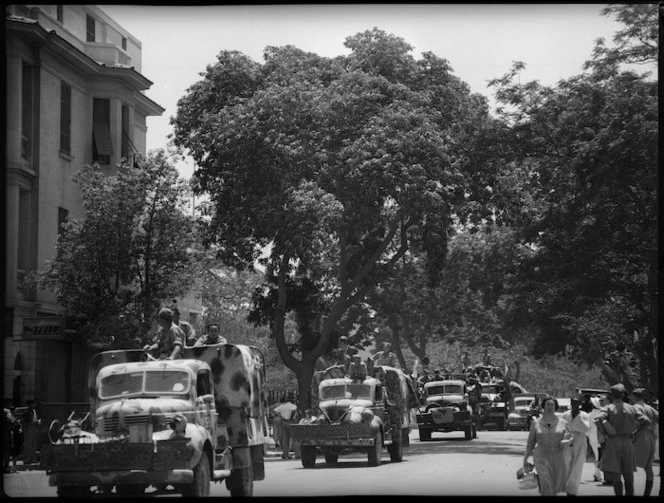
(361, 409, 374, 422)
(170, 414, 187, 434)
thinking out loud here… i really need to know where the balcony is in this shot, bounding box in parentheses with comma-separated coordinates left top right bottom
(85, 42, 132, 68)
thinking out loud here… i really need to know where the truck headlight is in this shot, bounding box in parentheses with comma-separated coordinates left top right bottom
(170, 414, 187, 434)
(361, 409, 374, 422)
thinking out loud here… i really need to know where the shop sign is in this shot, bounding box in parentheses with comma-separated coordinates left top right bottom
(22, 317, 63, 339)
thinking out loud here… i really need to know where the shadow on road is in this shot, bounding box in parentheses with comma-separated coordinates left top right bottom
(407, 432, 526, 457)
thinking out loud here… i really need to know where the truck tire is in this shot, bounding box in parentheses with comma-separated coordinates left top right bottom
(464, 421, 476, 440)
(419, 428, 432, 441)
(324, 451, 338, 465)
(367, 431, 382, 467)
(301, 446, 316, 468)
(227, 465, 253, 497)
(115, 484, 145, 496)
(388, 431, 403, 462)
(56, 486, 89, 498)
(182, 453, 211, 497)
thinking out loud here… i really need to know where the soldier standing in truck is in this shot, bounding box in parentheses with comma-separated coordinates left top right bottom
(144, 308, 183, 359)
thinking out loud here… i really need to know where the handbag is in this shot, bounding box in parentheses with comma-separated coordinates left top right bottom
(518, 471, 539, 490)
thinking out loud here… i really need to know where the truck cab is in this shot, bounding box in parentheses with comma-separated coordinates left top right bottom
(416, 379, 476, 441)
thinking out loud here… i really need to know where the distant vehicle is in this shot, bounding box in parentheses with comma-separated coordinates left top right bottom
(507, 395, 537, 431)
(416, 379, 476, 441)
(555, 397, 572, 418)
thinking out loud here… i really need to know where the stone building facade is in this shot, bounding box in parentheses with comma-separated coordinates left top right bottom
(4, 5, 169, 405)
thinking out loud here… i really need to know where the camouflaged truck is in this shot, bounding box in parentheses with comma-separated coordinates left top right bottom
(41, 344, 268, 497)
(289, 365, 420, 468)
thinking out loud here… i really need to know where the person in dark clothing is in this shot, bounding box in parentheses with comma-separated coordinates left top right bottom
(597, 383, 650, 496)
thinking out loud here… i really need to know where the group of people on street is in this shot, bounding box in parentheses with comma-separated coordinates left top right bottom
(3, 399, 41, 473)
(523, 383, 658, 496)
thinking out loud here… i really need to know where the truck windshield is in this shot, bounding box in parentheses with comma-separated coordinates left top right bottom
(320, 383, 372, 400)
(428, 384, 463, 396)
(100, 370, 191, 399)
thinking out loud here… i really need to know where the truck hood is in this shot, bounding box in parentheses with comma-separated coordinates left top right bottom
(96, 397, 192, 417)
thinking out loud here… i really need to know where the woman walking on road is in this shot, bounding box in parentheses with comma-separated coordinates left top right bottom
(523, 396, 571, 496)
(562, 397, 591, 495)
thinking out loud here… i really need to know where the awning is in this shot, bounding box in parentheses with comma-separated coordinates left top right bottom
(93, 119, 113, 155)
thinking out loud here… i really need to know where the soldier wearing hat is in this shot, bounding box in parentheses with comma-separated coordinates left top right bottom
(631, 387, 658, 496)
(597, 383, 651, 496)
(144, 308, 184, 360)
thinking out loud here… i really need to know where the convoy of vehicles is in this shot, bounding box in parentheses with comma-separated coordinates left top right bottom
(41, 344, 268, 498)
(416, 379, 476, 441)
(289, 365, 420, 468)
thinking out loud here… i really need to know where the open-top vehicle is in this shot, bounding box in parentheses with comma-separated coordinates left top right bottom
(290, 365, 419, 468)
(416, 379, 476, 441)
(41, 344, 268, 498)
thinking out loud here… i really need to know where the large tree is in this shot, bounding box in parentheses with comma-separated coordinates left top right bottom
(38, 150, 196, 348)
(487, 4, 658, 393)
(171, 28, 491, 407)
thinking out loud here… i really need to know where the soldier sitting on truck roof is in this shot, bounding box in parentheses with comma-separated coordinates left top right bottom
(348, 354, 368, 380)
(143, 308, 183, 360)
(193, 323, 227, 347)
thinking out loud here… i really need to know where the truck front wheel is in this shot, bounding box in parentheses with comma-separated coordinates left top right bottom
(367, 431, 383, 467)
(301, 446, 316, 468)
(183, 454, 211, 497)
(388, 431, 403, 462)
(227, 465, 254, 497)
(419, 428, 432, 441)
(56, 486, 89, 498)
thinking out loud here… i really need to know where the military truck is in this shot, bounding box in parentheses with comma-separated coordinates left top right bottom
(41, 344, 268, 498)
(416, 379, 477, 441)
(289, 365, 420, 468)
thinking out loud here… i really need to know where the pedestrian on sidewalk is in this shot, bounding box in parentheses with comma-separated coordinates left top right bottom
(273, 392, 298, 459)
(631, 388, 659, 497)
(21, 400, 41, 466)
(597, 383, 650, 496)
(3, 400, 17, 473)
(523, 396, 571, 496)
(562, 397, 591, 495)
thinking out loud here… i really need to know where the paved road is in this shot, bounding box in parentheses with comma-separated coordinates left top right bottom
(2, 429, 660, 497)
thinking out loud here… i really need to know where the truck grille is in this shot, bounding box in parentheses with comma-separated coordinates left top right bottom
(102, 414, 150, 434)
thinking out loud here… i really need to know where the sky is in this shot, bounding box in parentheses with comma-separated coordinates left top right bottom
(100, 4, 624, 180)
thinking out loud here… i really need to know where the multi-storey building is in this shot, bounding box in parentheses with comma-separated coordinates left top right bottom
(4, 5, 168, 405)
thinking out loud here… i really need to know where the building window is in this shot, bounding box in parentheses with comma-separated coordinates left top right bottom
(60, 82, 71, 155)
(17, 189, 31, 291)
(121, 104, 130, 160)
(92, 98, 113, 164)
(58, 207, 69, 235)
(86, 14, 95, 42)
(22, 61, 33, 161)
(56, 5, 63, 23)
(121, 37, 127, 51)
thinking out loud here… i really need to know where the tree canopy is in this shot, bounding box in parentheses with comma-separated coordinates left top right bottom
(38, 151, 196, 348)
(171, 28, 493, 406)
